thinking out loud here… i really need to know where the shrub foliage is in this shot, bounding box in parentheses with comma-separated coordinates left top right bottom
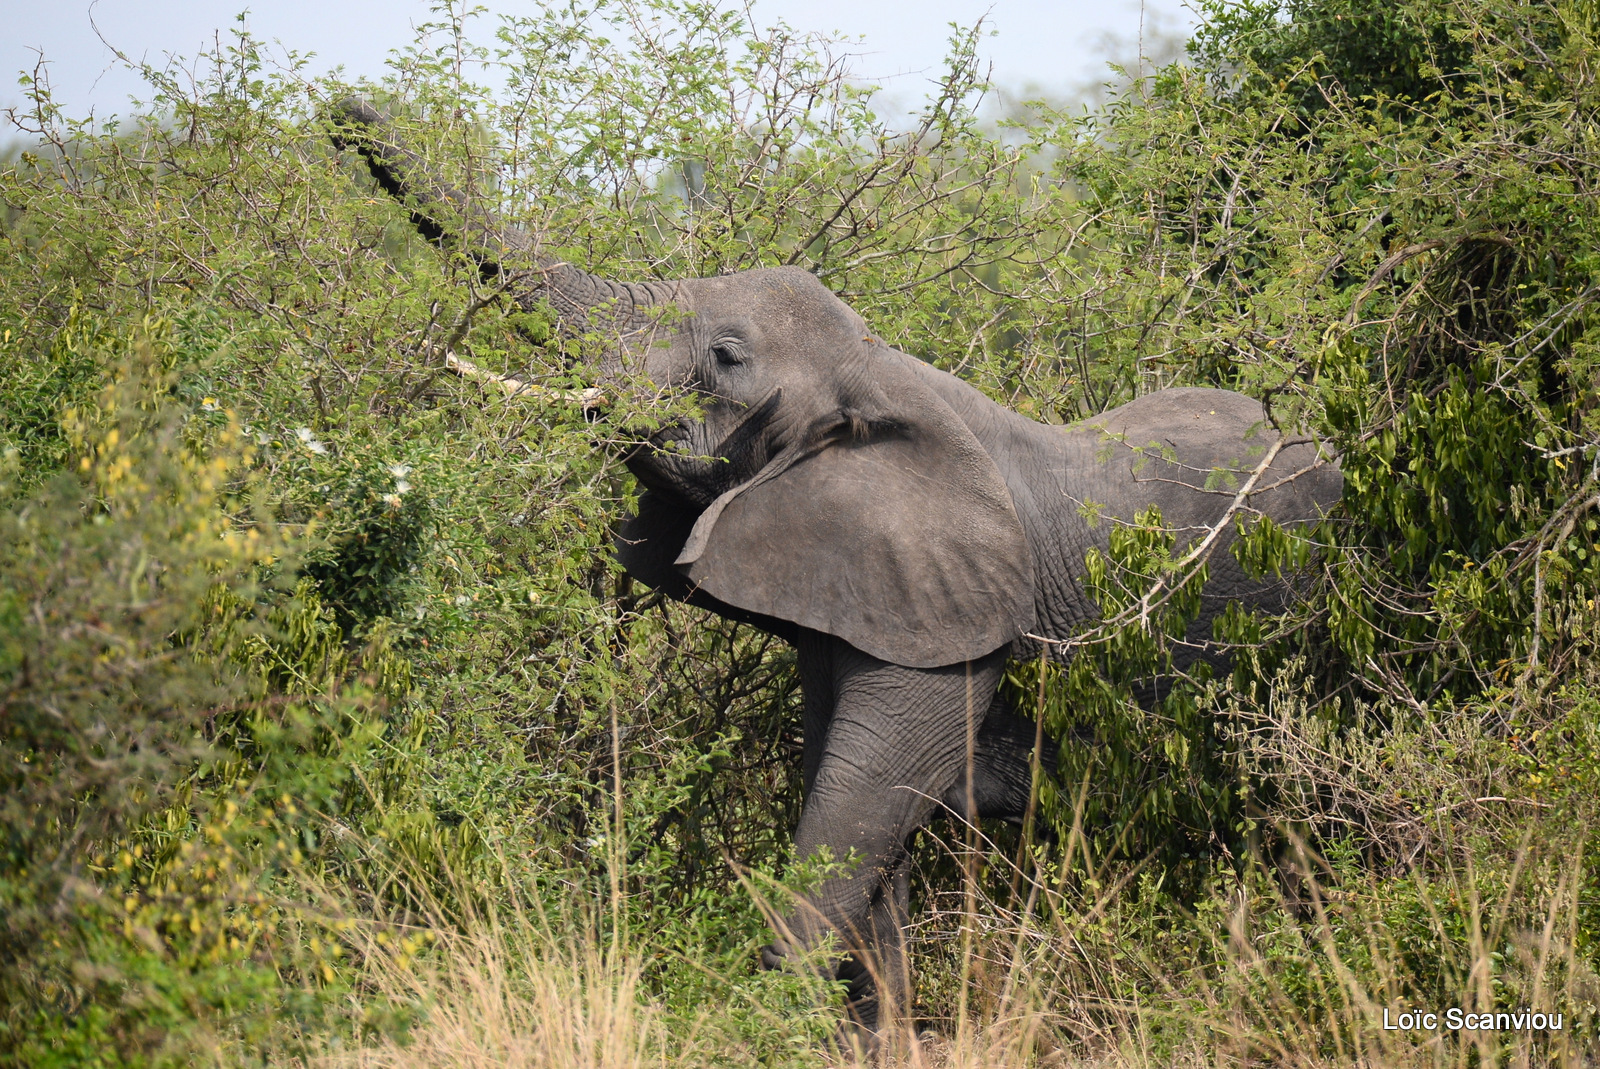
(3, 0, 1600, 1063)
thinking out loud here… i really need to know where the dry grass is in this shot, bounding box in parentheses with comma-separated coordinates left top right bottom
(894, 788, 1598, 1069)
(289, 830, 1596, 1069)
(291, 687, 1600, 1069)
(314, 920, 701, 1069)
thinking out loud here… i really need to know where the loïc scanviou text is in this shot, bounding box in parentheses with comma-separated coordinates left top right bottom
(1383, 1008, 1563, 1032)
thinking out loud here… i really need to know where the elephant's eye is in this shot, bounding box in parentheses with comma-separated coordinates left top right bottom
(711, 341, 744, 367)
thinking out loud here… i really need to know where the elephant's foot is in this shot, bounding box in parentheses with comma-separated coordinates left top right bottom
(759, 941, 916, 1063)
(832, 1017, 880, 1065)
(759, 940, 790, 972)
(835, 953, 886, 1030)
(832, 1012, 927, 1067)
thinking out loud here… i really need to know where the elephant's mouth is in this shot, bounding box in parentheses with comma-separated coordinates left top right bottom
(623, 387, 783, 507)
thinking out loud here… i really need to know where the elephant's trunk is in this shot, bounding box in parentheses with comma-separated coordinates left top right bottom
(329, 99, 670, 371)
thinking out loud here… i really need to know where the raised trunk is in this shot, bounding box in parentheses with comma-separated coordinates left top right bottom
(329, 99, 668, 354)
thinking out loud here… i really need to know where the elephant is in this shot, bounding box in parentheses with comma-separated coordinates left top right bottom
(330, 100, 1344, 1043)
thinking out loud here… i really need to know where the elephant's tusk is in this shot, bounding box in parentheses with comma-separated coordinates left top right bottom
(444, 352, 607, 411)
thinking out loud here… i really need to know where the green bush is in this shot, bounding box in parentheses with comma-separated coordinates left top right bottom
(0, 339, 390, 1064)
(998, 0, 1600, 875)
(3, 0, 1600, 1063)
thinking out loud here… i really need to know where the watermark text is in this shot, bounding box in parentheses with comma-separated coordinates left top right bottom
(1383, 1008, 1562, 1033)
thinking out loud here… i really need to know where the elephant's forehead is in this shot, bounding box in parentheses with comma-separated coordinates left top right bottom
(683, 267, 861, 333)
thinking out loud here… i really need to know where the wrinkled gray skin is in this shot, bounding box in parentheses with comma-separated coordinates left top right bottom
(332, 101, 1343, 1041)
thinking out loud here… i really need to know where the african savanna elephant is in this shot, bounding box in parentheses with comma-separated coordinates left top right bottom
(331, 100, 1343, 1043)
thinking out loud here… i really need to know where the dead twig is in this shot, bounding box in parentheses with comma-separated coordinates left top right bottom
(443, 353, 607, 411)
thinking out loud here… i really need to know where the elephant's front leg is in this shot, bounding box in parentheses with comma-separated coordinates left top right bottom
(775, 633, 1007, 1040)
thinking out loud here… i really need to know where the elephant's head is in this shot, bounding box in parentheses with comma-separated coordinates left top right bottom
(332, 101, 1035, 668)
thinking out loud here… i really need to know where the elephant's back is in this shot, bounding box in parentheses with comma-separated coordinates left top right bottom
(1062, 387, 1341, 525)
(1068, 387, 1293, 467)
(1018, 387, 1342, 662)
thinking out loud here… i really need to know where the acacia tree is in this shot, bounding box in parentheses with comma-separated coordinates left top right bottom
(0, 2, 1105, 1060)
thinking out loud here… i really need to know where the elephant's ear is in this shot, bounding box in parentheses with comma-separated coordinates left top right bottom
(615, 491, 801, 640)
(675, 378, 1034, 668)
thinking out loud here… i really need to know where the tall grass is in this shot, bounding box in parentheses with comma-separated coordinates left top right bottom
(278, 808, 1594, 1069)
(320, 922, 681, 1069)
(904, 827, 1597, 1067)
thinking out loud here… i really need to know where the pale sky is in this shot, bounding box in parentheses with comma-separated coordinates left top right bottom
(1, 0, 1195, 121)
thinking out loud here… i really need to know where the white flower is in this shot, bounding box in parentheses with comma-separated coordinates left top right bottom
(382, 493, 403, 508)
(394, 478, 412, 495)
(387, 463, 412, 478)
(294, 427, 327, 455)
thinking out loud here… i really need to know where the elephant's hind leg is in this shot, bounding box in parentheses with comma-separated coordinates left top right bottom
(941, 694, 1058, 826)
